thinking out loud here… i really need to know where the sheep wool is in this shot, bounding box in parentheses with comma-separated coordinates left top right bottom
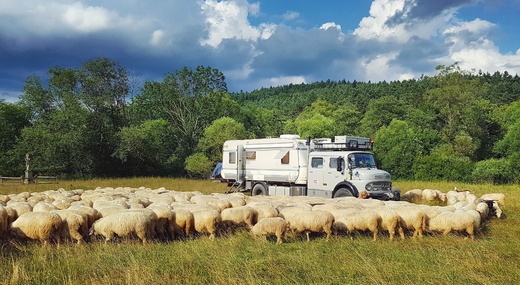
(428, 212, 475, 240)
(9, 212, 62, 244)
(220, 205, 257, 229)
(281, 208, 334, 241)
(331, 209, 382, 241)
(251, 217, 289, 244)
(90, 212, 152, 244)
(192, 209, 222, 240)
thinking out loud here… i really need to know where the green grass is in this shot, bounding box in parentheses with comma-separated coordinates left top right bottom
(1, 178, 520, 284)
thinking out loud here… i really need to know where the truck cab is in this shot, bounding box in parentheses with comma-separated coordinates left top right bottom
(307, 149, 398, 200)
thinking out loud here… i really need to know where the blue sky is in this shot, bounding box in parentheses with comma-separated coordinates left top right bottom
(1, 0, 519, 103)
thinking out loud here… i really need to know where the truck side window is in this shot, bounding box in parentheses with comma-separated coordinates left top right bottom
(229, 152, 236, 164)
(329, 158, 337, 169)
(311, 157, 323, 168)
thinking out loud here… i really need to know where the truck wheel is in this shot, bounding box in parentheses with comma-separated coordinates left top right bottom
(252, 183, 267, 196)
(334, 187, 353, 198)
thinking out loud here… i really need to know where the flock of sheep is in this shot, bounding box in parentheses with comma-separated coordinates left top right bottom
(0, 186, 506, 245)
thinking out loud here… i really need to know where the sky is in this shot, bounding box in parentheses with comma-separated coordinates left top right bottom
(1, 0, 520, 103)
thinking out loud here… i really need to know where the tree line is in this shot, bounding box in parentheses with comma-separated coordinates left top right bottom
(1, 58, 520, 184)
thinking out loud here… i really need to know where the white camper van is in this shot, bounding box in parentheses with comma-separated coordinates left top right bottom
(217, 134, 400, 201)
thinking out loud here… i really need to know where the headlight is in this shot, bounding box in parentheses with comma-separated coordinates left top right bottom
(365, 184, 373, 191)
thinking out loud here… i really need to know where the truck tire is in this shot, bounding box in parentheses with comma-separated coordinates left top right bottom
(252, 183, 267, 196)
(334, 187, 353, 198)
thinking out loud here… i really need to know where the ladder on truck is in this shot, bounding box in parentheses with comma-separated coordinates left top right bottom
(226, 144, 246, 194)
(226, 180, 245, 193)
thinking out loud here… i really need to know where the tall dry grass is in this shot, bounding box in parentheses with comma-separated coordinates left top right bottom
(0, 178, 519, 284)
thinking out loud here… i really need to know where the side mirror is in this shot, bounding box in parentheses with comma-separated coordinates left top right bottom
(337, 157, 345, 173)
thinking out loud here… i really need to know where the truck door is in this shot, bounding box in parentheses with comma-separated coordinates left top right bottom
(307, 156, 324, 191)
(323, 157, 343, 192)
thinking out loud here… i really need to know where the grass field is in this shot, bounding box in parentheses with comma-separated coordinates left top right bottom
(1, 178, 519, 285)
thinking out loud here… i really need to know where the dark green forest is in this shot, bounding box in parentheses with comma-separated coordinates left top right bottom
(2, 58, 520, 184)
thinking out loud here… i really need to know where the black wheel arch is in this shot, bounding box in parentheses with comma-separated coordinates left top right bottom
(332, 182, 359, 198)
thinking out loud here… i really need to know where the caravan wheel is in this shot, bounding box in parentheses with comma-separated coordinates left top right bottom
(252, 183, 267, 196)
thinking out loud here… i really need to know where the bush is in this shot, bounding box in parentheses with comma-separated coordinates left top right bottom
(413, 147, 474, 182)
(185, 153, 214, 178)
(472, 158, 514, 184)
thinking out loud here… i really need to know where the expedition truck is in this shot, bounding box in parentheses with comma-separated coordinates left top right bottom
(213, 134, 400, 201)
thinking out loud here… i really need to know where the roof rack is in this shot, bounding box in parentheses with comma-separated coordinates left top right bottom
(313, 136, 373, 151)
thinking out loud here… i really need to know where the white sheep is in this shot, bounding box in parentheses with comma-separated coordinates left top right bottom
(67, 205, 102, 228)
(331, 209, 382, 241)
(480, 193, 505, 206)
(251, 217, 289, 244)
(172, 209, 195, 238)
(370, 208, 405, 240)
(220, 206, 257, 231)
(401, 189, 423, 202)
(246, 202, 279, 224)
(192, 209, 222, 240)
(279, 208, 334, 241)
(89, 212, 153, 244)
(147, 203, 176, 240)
(387, 206, 426, 238)
(9, 212, 62, 244)
(190, 195, 232, 212)
(421, 189, 438, 202)
(51, 209, 88, 244)
(125, 208, 159, 238)
(5, 201, 32, 220)
(32, 201, 59, 212)
(427, 212, 475, 240)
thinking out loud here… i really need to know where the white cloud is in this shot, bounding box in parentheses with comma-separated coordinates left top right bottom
(268, 76, 306, 86)
(320, 22, 341, 31)
(150, 29, 165, 46)
(62, 3, 112, 32)
(283, 11, 300, 21)
(354, 0, 407, 41)
(200, 0, 274, 47)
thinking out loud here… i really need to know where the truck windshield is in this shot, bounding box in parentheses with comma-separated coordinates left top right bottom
(349, 153, 376, 169)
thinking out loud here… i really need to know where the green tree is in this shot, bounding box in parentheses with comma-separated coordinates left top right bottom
(0, 101, 31, 175)
(425, 64, 486, 156)
(284, 99, 337, 138)
(114, 119, 179, 176)
(17, 57, 130, 177)
(131, 66, 237, 169)
(359, 96, 408, 136)
(77, 58, 130, 176)
(374, 119, 422, 179)
(185, 117, 247, 177)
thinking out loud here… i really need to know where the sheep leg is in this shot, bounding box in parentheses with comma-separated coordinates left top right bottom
(305, 231, 310, 242)
(276, 233, 282, 244)
(442, 228, 451, 237)
(372, 229, 378, 241)
(398, 227, 405, 240)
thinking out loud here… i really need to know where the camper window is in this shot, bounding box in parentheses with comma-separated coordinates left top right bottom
(246, 151, 257, 160)
(281, 152, 290, 164)
(311, 157, 323, 168)
(229, 152, 236, 164)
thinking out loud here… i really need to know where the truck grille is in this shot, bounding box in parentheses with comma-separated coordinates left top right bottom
(366, 182, 391, 191)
